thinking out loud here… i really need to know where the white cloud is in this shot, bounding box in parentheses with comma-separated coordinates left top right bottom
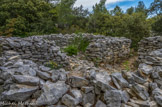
(74, 0, 133, 10)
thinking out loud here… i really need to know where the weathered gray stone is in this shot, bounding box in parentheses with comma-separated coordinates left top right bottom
(138, 63, 153, 75)
(0, 84, 38, 101)
(81, 86, 94, 94)
(120, 90, 130, 103)
(132, 84, 149, 101)
(152, 88, 162, 106)
(154, 96, 162, 106)
(39, 66, 51, 72)
(12, 75, 40, 86)
(132, 73, 147, 84)
(104, 90, 122, 107)
(151, 88, 162, 106)
(121, 71, 135, 85)
(51, 69, 67, 82)
(62, 94, 78, 107)
(69, 76, 89, 88)
(36, 71, 51, 80)
(36, 81, 68, 106)
(70, 89, 82, 104)
(154, 79, 162, 88)
(82, 92, 95, 105)
(111, 72, 129, 89)
(149, 83, 158, 91)
(127, 102, 140, 107)
(130, 99, 150, 107)
(95, 100, 106, 107)
(92, 72, 115, 92)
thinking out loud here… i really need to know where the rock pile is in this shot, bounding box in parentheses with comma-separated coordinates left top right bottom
(0, 35, 161, 107)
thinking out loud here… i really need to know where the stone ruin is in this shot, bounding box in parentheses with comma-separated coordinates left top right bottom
(0, 34, 162, 107)
(0, 36, 69, 67)
(0, 34, 131, 66)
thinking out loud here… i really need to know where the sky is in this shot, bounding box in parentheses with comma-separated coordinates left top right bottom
(74, 0, 154, 11)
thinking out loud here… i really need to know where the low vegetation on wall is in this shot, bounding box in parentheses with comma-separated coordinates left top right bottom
(64, 35, 90, 56)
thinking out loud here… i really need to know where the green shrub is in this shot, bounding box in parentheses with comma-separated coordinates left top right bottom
(64, 45, 78, 56)
(78, 37, 89, 52)
(64, 34, 90, 56)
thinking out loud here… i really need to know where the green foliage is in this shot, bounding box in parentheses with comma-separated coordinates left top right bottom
(135, 1, 147, 15)
(151, 16, 162, 35)
(149, 0, 162, 15)
(0, 0, 57, 37)
(45, 61, 62, 69)
(64, 45, 78, 56)
(126, 7, 135, 15)
(72, 35, 90, 52)
(87, 11, 150, 50)
(148, 0, 162, 35)
(111, 5, 123, 16)
(0, 0, 160, 51)
(64, 34, 90, 56)
(122, 61, 131, 71)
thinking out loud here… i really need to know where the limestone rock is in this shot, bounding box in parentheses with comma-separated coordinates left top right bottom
(81, 86, 94, 94)
(132, 73, 147, 84)
(111, 72, 129, 89)
(152, 88, 162, 106)
(82, 92, 95, 105)
(95, 100, 106, 107)
(36, 71, 51, 80)
(104, 90, 122, 107)
(138, 63, 153, 75)
(69, 76, 89, 88)
(51, 69, 67, 82)
(12, 75, 40, 86)
(0, 84, 38, 101)
(132, 84, 149, 100)
(36, 81, 68, 106)
(130, 99, 150, 107)
(92, 72, 115, 92)
(70, 89, 82, 104)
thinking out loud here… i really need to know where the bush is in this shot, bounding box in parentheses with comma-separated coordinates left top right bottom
(64, 34, 90, 56)
(64, 45, 78, 56)
(72, 35, 90, 52)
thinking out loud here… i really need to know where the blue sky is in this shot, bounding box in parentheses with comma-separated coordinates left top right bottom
(74, 0, 154, 11)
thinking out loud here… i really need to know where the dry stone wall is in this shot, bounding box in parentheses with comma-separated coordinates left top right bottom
(42, 34, 132, 64)
(0, 35, 162, 107)
(138, 36, 162, 64)
(0, 34, 131, 65)
(0, 36, 69, 67)
(85, 37, 131, 64)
